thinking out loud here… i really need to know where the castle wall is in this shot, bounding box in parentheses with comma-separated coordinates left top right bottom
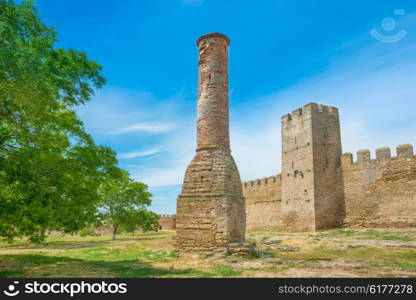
(243, 175, 282, 231)
(174, 87, 416, 232)
(243, 144, 416, 231)
(159, 214, 176, 230)
(342, 145, 416, 228)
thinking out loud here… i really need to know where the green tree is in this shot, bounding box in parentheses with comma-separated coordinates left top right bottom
(122, 209, 160, 235)
(0, 0, 119, 241)
(98, 171, 154, 240)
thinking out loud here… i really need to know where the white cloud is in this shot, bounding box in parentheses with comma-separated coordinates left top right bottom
(135, 165, 187, 187)
(114, 122, 176, 134)
(118, 149, 160, 159)
(129, 124, 195, 187)
(77, 88, 183, 136)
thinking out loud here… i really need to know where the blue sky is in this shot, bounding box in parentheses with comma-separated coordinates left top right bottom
(37, 0, 416, 214)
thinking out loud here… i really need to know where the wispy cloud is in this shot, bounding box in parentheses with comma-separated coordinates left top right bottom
(114, 122, 176, 135)
(118, 149, 160, 159)
(77, 88, 184, 137)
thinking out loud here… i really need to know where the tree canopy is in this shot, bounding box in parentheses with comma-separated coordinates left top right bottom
(0, 0, 157, 241)
(98, 171, 158, 240)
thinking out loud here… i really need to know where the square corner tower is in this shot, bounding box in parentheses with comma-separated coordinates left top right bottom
(281, 102, 344, 231)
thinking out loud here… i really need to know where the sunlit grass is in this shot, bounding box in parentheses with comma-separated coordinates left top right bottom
(0, 229, 415, 278)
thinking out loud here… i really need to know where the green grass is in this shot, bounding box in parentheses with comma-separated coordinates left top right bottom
(0, 232, 207, 278)
(369, 262, 416, 270)
(316, 228, 359, 238)
(360, 230, 414, 242)
(1, 229, 415, 278)
(315, 228, 415, 242)
(0, 251, 198, 278)
(211, 265, 242, 277)
(275, 245, 416, 266)
(262, 264, 295, 273)
(304, 257, 332, 263)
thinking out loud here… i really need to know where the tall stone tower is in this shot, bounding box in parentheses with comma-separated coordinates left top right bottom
(175, 33, 246, 254)
(281, 103, 344, 231)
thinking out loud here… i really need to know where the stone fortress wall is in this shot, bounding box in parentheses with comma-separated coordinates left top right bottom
(243, 175, 282, 231)
(159, 214, 176, 230)
(165, 102, 416, 232)
(243, 144, 416, 231)
(165, 33, 415, 237)
(341, 145, 416, 228)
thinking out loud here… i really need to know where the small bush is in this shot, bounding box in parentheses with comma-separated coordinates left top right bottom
(79, 228, 95, 237)
(29, 233, 46, 244)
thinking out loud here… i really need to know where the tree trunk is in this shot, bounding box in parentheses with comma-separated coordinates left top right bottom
(112, 225, 118, 240)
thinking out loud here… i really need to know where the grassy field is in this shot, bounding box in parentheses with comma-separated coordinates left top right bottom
(0, 228, 416, 278)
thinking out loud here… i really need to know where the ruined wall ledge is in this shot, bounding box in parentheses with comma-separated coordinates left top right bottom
(342, 144, 415, 166)
(242, 174, 281, 189)
(159, 214, 176, 219)
(281, 102, 339, 123)
(252, 199, 281, 204)
(178, 194, 230, 198)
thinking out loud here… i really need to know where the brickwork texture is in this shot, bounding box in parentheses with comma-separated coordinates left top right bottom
(172, 34, 415, 239)
(174, 33, 246, 253)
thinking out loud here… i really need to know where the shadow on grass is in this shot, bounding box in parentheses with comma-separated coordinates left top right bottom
(0, 234, 172, 251)
(0, 254, 195, 278)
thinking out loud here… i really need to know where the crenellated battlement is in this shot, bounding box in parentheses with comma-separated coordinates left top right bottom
(342, 144, 415, 165)
(241, 101, 416, 232)
(159, 214, 176, 219)
(281, 102, 339, 124)
(242, 174, 281, 190)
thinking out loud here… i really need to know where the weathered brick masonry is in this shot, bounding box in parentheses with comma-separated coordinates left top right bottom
(174, 33, 247, 253)
(244, 104, 416, 231)
(159, 215, 176, 230)
(281, 103, 344, 231)
(341, 145, 416, 228)
(243, 175, 282, 231)
(172, 35, 415, 236)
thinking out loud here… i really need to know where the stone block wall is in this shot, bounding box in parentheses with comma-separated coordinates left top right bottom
(341, 145, 416, 228)
(243, 175, 282, 231)
(281, 103, 344, 231)
(159, 214, 176, 230)
(241, 144, 416, 231)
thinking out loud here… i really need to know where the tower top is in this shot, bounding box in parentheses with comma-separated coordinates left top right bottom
(197, 33, 230, 46)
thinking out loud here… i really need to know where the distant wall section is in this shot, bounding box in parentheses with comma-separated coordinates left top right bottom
(159, 214, 176, 230)
(342, 144, 416, 228)
(243, 175, 282, 231)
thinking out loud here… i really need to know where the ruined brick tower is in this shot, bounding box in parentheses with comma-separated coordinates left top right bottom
(175, 33, 246, 253)
(281, 103, 345, 231)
